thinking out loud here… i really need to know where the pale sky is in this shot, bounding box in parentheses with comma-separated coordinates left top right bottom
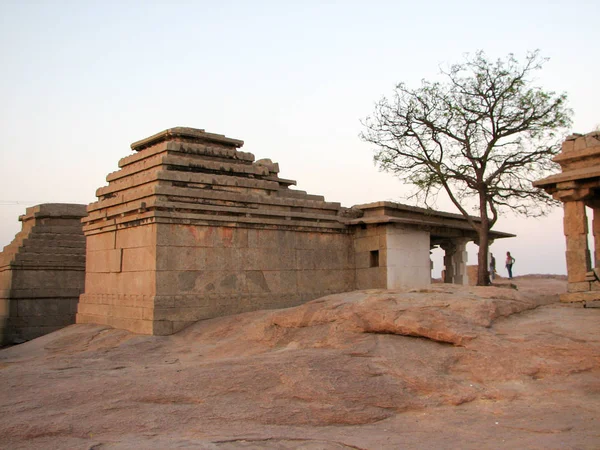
(1, 1, 598, 277)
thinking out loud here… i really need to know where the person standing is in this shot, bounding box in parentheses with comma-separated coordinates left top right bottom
(489, 253, 496, 281)
(505, 251, 515, 279)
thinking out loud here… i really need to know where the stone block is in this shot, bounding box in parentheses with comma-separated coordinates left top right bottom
(273, 230, 296, 249)
(115, 224, 157, 249)
(156, 224, 213, 247)
(354, 251, 371, 270)
(207, 247, 244, 271)
(566, 250, 591, 282)
(117, 271, 156, 296)
(86, 232, 116, 251)
(560, 291, 600, 303)
(77, 302, 111, 318)
(12, 270, 85, 292)
(356, 267, 386, 290)
(85, 271, 156, 296)
(563, 201, 587, 235)
(213, 227, 247, 248)
(246, 248, 294, 271)
(8, 314, 74, 328)
(297, 269, 354, 293)
(353, 236, 381, 253)
(279, 271, 298, 293)
(573, 136, 589, 151)
(121, 247, 156, 272)
(561, 139, 575, 153)
(0, 299, 9, 316)
(294, 233, 323, 250)
(568, 281, 592, 292)
(16, 298, 73, 317)
(108, 316, 153, 335)
(387, 265, 428, 289)
(157, 246, 208, 271)
(86, 249, 123, 273)
(246, 271, 272, 293)
(156, 270, 245, 295)
(313, 248, 345, 270)
(566, 234, 590, 252)
(251, 229, 279, 249)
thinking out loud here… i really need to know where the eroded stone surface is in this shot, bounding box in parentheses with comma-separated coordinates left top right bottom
(1, 276, 598, 449)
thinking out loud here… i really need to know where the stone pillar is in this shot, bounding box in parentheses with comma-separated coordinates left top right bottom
(441, 242, 456, 284)
(563, 200, 591, 285)
(451, 239, 469, 285)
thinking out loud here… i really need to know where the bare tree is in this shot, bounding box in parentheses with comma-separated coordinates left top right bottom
(361, 50, 572, 285)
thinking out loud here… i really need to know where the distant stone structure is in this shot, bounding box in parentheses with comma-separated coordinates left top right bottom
(76, 127, 513, 335)
(0, 204, 87, 344)
(534, 131, 600, 305)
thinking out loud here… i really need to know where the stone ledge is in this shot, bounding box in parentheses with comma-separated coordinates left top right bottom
(560, 291, 600, 303)
(18, 203, 87, 222)
(82, 210, 348, 234)
(119, 140, 255, 169)
(131, 127, 244, 151)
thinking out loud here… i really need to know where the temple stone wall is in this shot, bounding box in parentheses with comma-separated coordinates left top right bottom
(78, 224, 354, 335)
(76, 127, 355, 335)
(353, 224, 387, 290)
(0, 204, 87, 344)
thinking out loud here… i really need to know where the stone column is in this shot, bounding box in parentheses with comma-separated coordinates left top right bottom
(441, 242, 456, 283)
(451, 238, 469, 285)
(563, 200, 591, 285)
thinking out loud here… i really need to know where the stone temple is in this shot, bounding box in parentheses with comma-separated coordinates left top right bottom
(0, 204, 87, 343)
(534, 130, 600, 305)
(0, 127, 515, 342)
(73, 127, 513, 336)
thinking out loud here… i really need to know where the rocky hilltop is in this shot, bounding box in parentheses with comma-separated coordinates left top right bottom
(0, 276, 599, 449)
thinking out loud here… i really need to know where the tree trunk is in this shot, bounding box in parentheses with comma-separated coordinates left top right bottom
(476, 228, 490, 286)
(477, 192, 491, 286)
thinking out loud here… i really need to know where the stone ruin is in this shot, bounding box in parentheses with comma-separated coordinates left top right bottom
(75, 127, 513, 335)
(534, 130, 600, 306)
(0, 204, 87, 343)
(0, 127, 514, 341)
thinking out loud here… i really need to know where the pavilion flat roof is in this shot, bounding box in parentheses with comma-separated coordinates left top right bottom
(347, 201, 514, 240)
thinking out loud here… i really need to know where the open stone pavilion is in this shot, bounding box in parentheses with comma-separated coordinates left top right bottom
(534, 130, 600, 305)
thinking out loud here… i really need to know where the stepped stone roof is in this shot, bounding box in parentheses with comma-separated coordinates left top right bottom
(0, 203, 87, 271)
(534, 131, 600, 197)
(83, 126, 515, 241)
(347, 202, 514, 241)
(83, 127, 350, 236)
